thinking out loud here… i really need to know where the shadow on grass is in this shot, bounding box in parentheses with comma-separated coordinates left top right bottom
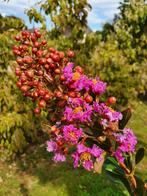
(13, 143, 128, 196)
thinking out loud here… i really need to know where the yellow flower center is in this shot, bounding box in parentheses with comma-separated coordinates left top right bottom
(72, 72, 81, 81)
(74, 106, 83, 113)
(109, 107, 114, 112)
(81, 152, 91, 161)
(92, 79, 97, 85)
(69, 131, 76, 138)
(128, 143, 131, 150)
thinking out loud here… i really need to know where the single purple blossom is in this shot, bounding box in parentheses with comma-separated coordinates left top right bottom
(73, 75, 92, 91)
(114, 128, 137, 153)
(91, 78, 107, 94)
(63, 125, 83, 144)
(93, 102, 109, 114)
(64, 102, 93, 123)
(64, 107, 73, 121)
(113, 150, 124, 163)
(91, 144, 104, 159)
(46, 140, 57, 152)
(68, 97, 84, 107)
(83, 160, 93, 171)
(63, 62, 74, 83)
(53, 153, 66, 162)
(100, 119, 109, 129)
(72, 144, 104, 171)
(113, 128, 137, 162)
(72, 152, 79, 168)
(106, 111, 123, 122)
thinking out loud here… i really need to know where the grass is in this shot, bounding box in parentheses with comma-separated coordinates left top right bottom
(0, 145, 128, 196)
(0, 101, 146, 196)
(128, 101, 147, 180)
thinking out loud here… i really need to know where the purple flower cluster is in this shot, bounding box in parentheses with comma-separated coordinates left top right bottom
(63, 125, 83, 144)
(63, 62, 74, 83)
(113, 128, 137, 162)
(91, 78, 107, 94)
(93, 102, 122, 128)
(64, 98, 93, 123)
(47, 140, 66, 162)
(73, 75, 91, 91)
(93, 102, 122, 121)
(46, 62, 138, 172)
(62, 64, 106, 95)
(72, 144, 104, 171)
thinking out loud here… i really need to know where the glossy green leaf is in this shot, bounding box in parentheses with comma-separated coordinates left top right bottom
(135, 148, 145, 165)
(119, 108, 132, 129)
(105, 170, 133, 196)
(103, 157, 125, 175)
(134, 176, 146, 196)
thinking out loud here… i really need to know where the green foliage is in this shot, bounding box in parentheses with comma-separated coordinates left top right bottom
(103, 156, 146, 196)
(119, 108, 132, 129)
(0, 14, 25, 33)
(89, 0, 147, 106)
(135, 148, 145, 165)
(0, 16, 41, 158)
(27, 0, 91, 44)
(0, 112, 36, 157)
(0, 145, 128, 196)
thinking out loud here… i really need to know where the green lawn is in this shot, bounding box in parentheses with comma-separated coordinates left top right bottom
(0, 101, 146, 196)
(128, 101, 147, 180)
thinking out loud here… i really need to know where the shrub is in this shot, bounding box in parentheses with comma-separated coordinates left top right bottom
(0, 17, 42, 159)
(89, 0, 147, 106)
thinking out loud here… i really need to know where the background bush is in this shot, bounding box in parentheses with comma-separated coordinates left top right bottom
(0, 16, 43, 159)
(88, 0, 147, 106)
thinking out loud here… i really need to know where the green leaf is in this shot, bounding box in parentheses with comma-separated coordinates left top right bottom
(119, 108, 132, 129)
(105, 170, 133, 195)
(124, 154, 133, 172)
(103, 157, 125, 175)
(134, 176, 146, 196)
(135, 148, 145, 165)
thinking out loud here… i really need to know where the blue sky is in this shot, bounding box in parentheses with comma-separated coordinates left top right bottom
(0, 0, 122, 31)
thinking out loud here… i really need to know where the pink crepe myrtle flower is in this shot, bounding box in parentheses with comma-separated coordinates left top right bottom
(72, 144, 104, 171)
(113, 128, 137, 162)
(93, 102, 122, 122)
(106, 111, 123, 122)
(64, 101, 93, 123)
(46, 138, 66, 163)
(63, 125, 83, 144)
(46, 140, 57, 152)
(63, 62, 74, 83)
(100, 119, 109, 129)
(53, 153, 66, 162)
(93, 102, 109, 115)
(91, 78, 107, 94)
(114, 128, 137, 153)
(113, 150, 125, 163)
(63, 105, 93, 123)
(68, 97, 84, 107)
(73, 75, 92, 91)
(63, 107, 73, 122)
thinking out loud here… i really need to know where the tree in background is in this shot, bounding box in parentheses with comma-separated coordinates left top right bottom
(0, 14, 25, 33)
(27, 0, 91, 46)
(90, 0, 147, 106)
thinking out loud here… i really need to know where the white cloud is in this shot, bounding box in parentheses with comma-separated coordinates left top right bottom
(0, 0, 40, 11)
(88, 11, 105, 24)
(104, 8, 120, 18)
(90, 0, 121, 7)
(88, 0, 122, 29)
